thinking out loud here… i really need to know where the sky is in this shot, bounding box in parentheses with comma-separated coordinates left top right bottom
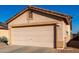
(0, 5, 78, 33)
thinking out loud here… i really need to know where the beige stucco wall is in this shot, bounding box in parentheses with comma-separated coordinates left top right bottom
(8, 11, 28, 27)
(55, 20, 71, 48)
(56, 21, 64, 48)
(62, 21, 71, 47)
(28, 12, 59, 23)
(8, 11, 60, 27)
(0, 30, 10, 44)
(66, 25, 71, 43)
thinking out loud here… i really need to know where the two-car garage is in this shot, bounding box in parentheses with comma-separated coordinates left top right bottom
(6, 6, 71, 49)
(10, 25, 56, 48)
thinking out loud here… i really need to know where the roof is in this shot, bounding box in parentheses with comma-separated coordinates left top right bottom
(0, 22, 8, 29)
(0, 26, 5, 29)
(6, 6, 72, 24)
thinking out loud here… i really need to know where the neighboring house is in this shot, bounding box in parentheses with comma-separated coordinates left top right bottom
(0, 23, 9, 42)
(0, 22, 8, 29)
(5, 6, 72, 49)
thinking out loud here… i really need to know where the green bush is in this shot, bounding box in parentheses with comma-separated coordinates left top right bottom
(0, 37, 2, 42)
(1, 36, 8, 45)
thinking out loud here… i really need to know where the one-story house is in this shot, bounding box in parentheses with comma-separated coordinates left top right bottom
(3, 6, 72, 49)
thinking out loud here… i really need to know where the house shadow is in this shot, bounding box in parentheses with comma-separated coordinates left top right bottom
(67, 36, 79, 49)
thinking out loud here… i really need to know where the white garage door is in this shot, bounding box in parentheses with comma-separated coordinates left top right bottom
(11, 25, 54, 48)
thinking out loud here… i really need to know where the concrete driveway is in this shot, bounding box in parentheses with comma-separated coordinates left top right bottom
(0, 45, 79, 53)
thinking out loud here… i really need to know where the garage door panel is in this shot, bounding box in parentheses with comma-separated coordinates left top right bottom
(11, 25, 54, 48)
(12, 41, 53, 47)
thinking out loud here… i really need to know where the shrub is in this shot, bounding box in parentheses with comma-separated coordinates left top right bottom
(0, 37, 2, 42)
(1, 36, 8, 45)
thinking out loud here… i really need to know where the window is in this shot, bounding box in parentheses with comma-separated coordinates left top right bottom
(28, 10, 33, 20)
